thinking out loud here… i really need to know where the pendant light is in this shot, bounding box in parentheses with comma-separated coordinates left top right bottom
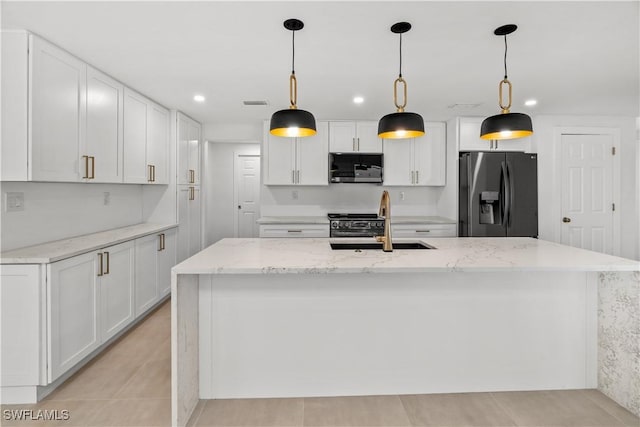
(378, 22, 424, 139)
(480, 24, 533, 140)
(270, 18, 317, 138)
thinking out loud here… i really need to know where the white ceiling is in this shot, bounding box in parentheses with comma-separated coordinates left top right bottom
(2, 1, 639, 125)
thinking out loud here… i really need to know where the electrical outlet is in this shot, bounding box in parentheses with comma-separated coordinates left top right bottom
(103, 192, 111, 206)
(5, 192, 25, 212)
(292, 190, 299, 200)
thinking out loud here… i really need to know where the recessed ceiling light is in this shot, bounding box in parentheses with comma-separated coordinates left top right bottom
(353, 96, 364, 104)
(193, 94, 205, 103)
(524, 99, 537, 107)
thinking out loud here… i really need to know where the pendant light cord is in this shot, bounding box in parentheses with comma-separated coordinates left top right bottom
(398, 33, 403, 78)
(291, 30, 296, 75)
(503, 34, 508, 79)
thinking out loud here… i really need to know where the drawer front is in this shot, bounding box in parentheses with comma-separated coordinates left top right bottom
(259, 224, 329, 238)
(392, 224, 456, 237)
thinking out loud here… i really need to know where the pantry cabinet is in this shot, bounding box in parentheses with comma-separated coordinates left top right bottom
(457, 116, 531, 152)
(264, 121, 329, 186)
(135, 234, 160, 316)
(177, 186, 201, 263)
(329, 121, 382, 152)
(177, 112, 201, 185)
(123, 89, 169, 184)
(158, 228, 177, 297)
(383, 122, 446, 186)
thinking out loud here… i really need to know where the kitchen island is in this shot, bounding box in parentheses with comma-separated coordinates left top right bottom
(171, 237, 639, 426)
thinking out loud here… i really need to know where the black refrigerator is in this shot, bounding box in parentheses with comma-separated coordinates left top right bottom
(459, 151, 538, 237)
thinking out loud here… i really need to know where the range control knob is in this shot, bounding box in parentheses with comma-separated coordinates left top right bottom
(330, 221, 338, 229)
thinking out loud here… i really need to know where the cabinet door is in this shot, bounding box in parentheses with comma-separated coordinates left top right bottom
(30, 35, 86, 182)
(147, 102, 169, 184)
(123, 88, 149, 183)
(177, 186, 190, 263)
(86, 66, 123, 183)
(48, 251, 99, 382)
(382, 138, 413, 186)
(100, 241, 135, 342)
(414, 122, 446, 186)
(458, 117, 490, 152)
(329, 121, 356, 152)
(188, 120, 201, 185)
(177, 113, 190, 185)
(135, 234, 159, 316)
(188, 187, 202, 257)
(264, 134, 295, 185)
(356, 121, 383, 152)
(158, 228, 177, 297)
(297, 121, 329, 186)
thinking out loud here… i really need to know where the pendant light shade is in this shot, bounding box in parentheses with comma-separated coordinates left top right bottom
(480, 24, 533, 140)
(378, 22, 424, 139)
(270, 19, 316, 138)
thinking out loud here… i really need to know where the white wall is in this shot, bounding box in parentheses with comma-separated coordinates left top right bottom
(0, 182, 143, 251)
(203, 142, 260, 246)
(534, 115, 638, 260)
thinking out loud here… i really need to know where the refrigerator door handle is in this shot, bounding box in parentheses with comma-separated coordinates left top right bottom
(506, 160, 514, 227)
(501, 161, 511, 227)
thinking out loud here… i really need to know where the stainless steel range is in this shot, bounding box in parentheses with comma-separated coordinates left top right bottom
(328, 213, 385, 238)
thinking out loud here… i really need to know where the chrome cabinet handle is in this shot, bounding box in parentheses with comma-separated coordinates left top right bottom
(415, 229, 431, 233)
(353, 137, 356, 151)
(416, 170, 419, 184)
(357, 137, 360, 151)
(287, 230, 302, 233)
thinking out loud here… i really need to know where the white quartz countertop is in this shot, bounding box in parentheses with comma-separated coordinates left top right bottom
(173, 237, 640, 275)
(256, 216, 455, 225)
(1, 223, 178, 264)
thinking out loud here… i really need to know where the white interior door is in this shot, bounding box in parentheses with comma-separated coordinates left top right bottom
(235, 154, 261, 238)
(560, 134, 614, 254)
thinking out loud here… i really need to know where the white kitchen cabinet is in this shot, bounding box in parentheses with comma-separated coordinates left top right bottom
(135, 234, 159, 316)
(86, 66, 124, 183)
(383, 122, 446, 186)
(391, 223, 457, 237)
(30, 35, 87, 182)
(264, 121, 329, 186)
(123, 88, 169, 184)
(177, 112, 201, 185)
(100, 241, 135, 342)
(259, 223, 329, 238)
(329, 121, 382, 152)
(48, 240, 135, 382)
(457, 116, 531, 152)
(48, 251, 99, 382)
(177, 186, 202, 262)
(157, 228, 177, 297)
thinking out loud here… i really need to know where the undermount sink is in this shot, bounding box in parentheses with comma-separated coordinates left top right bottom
(330, 242, 435, 250)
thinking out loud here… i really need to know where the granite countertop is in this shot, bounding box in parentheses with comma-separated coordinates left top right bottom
(173, 237, 640, 275)
(256, 216, 456, 225)
(1, 223, 178, 264)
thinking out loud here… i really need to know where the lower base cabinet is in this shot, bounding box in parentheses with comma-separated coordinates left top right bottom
(0, 226, 176, 402)
(391, 223, 457, 237)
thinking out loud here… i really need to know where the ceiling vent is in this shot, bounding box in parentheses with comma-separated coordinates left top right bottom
(243, 100, 269, 106)
(447, 103, 482, 109)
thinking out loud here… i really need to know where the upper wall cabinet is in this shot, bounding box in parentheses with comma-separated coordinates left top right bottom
(177, 112, 201, 186)
(383, 122, 446, 186)
(1, 30, 169, 184)
(329, 121, 382, 153)
(457, 117, 532, 152)
(263, 121, 329, 186)
(123, 88, 169, 184)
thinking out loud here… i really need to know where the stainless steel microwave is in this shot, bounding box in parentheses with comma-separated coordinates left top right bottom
(329, 152, 383, 183)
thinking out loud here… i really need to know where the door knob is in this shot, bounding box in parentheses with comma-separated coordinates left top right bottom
(562, 217, 571, 223)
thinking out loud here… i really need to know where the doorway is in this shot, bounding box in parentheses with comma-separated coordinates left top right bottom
(234, 154, 261, 238)
(558, 130, 620, 254)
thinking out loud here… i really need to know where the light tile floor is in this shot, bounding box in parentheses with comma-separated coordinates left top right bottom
(3, 299, 639, 427)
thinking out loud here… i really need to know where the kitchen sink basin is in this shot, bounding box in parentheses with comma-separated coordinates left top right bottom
(330, 242, 435, 250)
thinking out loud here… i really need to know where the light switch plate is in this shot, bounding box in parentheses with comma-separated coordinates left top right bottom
(5, 192, 25, 212)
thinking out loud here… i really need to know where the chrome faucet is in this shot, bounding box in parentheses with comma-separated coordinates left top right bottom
(376, 190, 393, 252)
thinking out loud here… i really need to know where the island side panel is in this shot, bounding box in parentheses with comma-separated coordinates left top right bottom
(198, 271, 595, 399)
(171, 273, 199, 427)
(598, 270, 640, 416)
